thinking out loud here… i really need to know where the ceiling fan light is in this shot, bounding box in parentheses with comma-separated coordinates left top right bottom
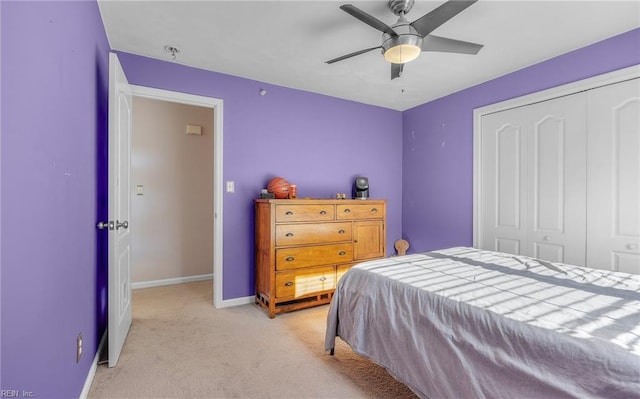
(384, 43, 421, 64)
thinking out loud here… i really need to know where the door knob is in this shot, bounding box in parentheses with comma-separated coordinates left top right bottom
(116, 220, 129, 230)
(97, 221, 114, 230)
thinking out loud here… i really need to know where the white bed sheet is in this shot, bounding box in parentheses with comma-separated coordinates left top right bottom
(325, 247, 640, 399)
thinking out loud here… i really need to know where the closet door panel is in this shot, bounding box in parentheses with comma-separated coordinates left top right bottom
(479, 93, 586, 264)
(615, 253, 640, 275)
(480, 111, 527, 255)
(534, 118, 565, 232)
(497, 125, 522, 229)
(496, 238, 521, 254)
(533, 242, 564, 263)
(526, 95, 587, 266)
(587, 78, 640, 273)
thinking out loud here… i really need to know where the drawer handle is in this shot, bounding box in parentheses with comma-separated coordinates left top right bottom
(628, 244, 638, 250)
(338, 229, 345, 234)
(286, 256, 295, 262)
(320, 210, 327, 215)
(371, 208, 377, 213)
(339, 251, 346, 256)
(319, 276, 327, 282)
(285, 211, 294, 216)
(284, 281, 293, 287)
(344, 208, 351, 213)
(285, 232, 294, 237)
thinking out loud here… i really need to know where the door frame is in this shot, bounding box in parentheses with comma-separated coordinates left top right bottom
(473, 64, 640, 248)
(130, 84, 224, 308)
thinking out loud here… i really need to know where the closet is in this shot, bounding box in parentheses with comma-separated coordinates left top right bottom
(477, 78, 639, 274)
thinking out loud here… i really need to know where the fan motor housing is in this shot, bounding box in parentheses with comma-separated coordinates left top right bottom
(381, 19, 423, 57)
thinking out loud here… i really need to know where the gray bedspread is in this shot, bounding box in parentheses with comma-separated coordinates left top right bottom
(325, 247, 640, 399)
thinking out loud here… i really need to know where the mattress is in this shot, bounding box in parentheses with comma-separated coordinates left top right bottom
(325, 247, 640, 399)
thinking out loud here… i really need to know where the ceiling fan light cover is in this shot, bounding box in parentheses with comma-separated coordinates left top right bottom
(381, 21, 422, 64)
(384, 43, 421, 63)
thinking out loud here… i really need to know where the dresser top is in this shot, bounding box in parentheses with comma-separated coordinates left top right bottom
(254, 198, 386, 204)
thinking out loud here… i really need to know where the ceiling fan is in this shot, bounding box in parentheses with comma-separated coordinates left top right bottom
(326, 0, 484, 80)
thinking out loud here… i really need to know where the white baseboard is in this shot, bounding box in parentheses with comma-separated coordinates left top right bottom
(219, 295, 254, 308)
(79, 330, 107, 399)
(132, 274, 213, 290)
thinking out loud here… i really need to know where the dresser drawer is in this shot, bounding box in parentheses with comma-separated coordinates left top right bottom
(275, 204, 334, 222)
(276, 243, 353, 270)
(336, 263, 356, 283)
(336, 203, 385, 220)
(275, 222, 352, 246)
(275, 266, 336, 298)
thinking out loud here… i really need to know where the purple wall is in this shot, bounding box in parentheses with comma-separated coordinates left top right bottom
(402, 28, 640, 254)
(115, 52, 403, 300)
(0, 1, 110, 397)
(0, 0, 636, 396)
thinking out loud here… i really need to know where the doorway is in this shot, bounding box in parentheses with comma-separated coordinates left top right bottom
(130, 85, 223, 307)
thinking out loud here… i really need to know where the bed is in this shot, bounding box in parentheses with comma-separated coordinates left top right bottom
(325, 247, 640, 399)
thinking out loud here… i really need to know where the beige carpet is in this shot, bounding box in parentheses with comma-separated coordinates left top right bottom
(88, 281, 418, 399)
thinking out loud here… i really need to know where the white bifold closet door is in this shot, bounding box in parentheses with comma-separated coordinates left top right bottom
(479, 78, 640, 272)
(480, 93, 587, 266)
(586, 79, 640, 273)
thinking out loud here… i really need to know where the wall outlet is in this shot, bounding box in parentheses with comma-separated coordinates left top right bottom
(76, 332, 83, 363)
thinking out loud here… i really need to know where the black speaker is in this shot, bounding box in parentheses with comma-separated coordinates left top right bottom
(353, 176, 369, 200)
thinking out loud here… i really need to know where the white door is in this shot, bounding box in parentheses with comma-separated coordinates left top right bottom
(479, 94, 587, 265)
(107, 52, 133, 367)
(586, 78, 640, 273)
(480, 109, 528, 255)
(525, 95, 587, 265)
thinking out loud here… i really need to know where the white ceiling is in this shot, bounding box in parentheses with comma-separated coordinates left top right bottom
(97, 0, 640, 111)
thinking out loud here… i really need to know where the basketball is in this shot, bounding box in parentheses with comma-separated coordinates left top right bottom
(267, 177, 290, 199)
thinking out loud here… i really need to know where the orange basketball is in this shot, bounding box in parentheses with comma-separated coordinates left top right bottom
(267, 177, 290, 199)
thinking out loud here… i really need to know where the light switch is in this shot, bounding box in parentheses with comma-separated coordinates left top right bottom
(136, 185, 144, 196)
(226, 181, 235, 193)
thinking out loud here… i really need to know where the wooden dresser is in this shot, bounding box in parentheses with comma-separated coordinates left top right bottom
(254, 199, 386, 318)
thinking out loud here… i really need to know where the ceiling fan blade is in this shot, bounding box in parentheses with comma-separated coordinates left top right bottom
(340, 4, 397, 36)
(411, 0, 477, 37)
(422, 35, 484, 54)
(326, 46, 381, 64)
(391, 63, 404, 80)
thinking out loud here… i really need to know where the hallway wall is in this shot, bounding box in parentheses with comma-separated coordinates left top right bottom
(131, 97, 214, 283)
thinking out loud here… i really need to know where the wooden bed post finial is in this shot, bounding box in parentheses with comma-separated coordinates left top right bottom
(394, 239, 409, 256)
